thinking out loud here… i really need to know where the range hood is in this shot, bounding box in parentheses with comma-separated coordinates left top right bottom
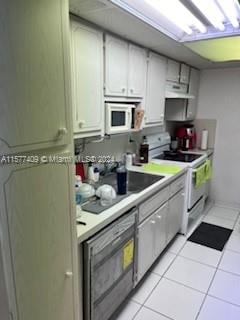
(165, 82, 195, 99)
(165, 91, 195, 99)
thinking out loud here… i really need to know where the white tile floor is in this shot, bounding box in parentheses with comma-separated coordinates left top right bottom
(115, 206, 240, 320)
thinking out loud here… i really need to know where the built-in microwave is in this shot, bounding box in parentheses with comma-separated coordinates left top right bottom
(105, 103, 135, 135)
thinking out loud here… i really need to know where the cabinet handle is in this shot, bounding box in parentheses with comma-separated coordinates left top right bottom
(122, 88, 126, 93)
(58, 127, 68, 137)
(79, 120, 86, 128)
(130, 89, 134, 93)
(65, 271, 73, 278)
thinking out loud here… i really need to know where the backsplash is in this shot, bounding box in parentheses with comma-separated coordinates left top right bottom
(75, 125, 165, 162)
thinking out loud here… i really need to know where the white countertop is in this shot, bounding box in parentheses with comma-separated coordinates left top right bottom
(181, 148, 214, 157)
(76, 163, 187, 243)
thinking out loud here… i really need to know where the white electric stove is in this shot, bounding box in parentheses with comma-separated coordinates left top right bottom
(147, 132, 209, 234)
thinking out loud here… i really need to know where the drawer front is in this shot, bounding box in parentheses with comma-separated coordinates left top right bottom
(139, 186, 169, 222)
(170, 175, 186, 197)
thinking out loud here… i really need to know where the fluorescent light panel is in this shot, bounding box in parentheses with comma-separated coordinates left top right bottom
(216, 0, 240, 28)
(191, 0, 225, 31)
(144, 0, 206, 35)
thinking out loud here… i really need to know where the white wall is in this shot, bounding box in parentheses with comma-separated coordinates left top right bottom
(197, 68, 240, 208)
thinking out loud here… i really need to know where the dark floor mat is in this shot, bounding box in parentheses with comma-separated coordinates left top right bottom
(188, 222, 233, 251)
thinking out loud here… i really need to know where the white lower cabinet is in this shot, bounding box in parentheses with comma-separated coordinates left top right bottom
(137, 203, 167, 281)
(136, 175, 186, 283)
(166, 190, 185, 244)
(154, 204, 168, 257)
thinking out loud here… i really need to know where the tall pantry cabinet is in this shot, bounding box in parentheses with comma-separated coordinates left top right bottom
(0, 1, 79, 320)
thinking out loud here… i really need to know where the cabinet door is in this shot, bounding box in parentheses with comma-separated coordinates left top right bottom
(0, 155, 77, 320)
(137, 213, 156, 281)
(0, 242, 8, 320)
(105, 35, 128, 96)
(71, 22, 103, 137)
(180, 64, 190, 84)
(0, 0, 71, 155)
(167, 60, 180, 82)
(128, 44, 147, 97)
(145, 52, 167, 125)
(154, 203, 168, 257)
(186, 68, 200, 120)
(167, 191, 185, 244)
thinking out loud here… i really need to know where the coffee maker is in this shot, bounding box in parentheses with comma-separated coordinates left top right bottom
(176, 124, 197, 150)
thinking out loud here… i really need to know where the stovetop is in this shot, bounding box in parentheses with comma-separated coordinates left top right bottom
(153, 151, 202, 163)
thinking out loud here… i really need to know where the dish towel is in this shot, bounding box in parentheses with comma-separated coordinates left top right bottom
(205, 159, 212, 181)
(195, 163, 207, 189)
(143, 163, 182, 175)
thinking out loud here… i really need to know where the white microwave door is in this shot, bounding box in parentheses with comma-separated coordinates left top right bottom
(111, 109, 127, 128)
(106, 107, 132, 134)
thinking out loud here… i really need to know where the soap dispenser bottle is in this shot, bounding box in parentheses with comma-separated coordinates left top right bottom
(87, 162, 95, 184)
(139, 136, 149, 163)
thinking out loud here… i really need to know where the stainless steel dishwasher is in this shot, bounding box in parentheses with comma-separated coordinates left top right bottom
(83, 207, 137, 320)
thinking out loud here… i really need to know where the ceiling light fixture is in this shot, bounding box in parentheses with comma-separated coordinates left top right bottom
(190, 0, 225, 31)
(144, 0, 207, 35)
(216, 0, 240, 28)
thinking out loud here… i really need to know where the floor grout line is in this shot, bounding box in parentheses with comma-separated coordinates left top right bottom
(131, 304, 143, 320)
(207, 293, 240, 308)
(194, 235, 226, 320)
(233, 214, 240, 229)
(120, 210, 240, 320)
(156, 247, 181, 278)
(216, 267, 240, 278)
(177, 253, 220, 269)
(142, 305, 175, 320)
(162, 276, 210, 295)
(224, 247, 240, 255)
(206, 215, 238, 223)
(131, 273, 163, 306)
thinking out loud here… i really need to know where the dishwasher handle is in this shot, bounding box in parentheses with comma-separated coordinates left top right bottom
(85, 207, 137, 255)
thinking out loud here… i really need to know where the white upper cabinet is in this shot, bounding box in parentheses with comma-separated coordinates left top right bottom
(105, 35, 147, 98)
(105, 35, 129, 97)
(167, 59, 180, 83)
(167, 60, 190, 85)
(128, 44, 147, 97)
(145, 52, 167, 125)
(0, 0, 71, 154)
(180, 64, 190, 84)
(187, 68, 200, 120)
(71, 22, 104, 138)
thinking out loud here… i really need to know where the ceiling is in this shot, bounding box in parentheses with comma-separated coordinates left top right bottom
(69, 0, 240, 69)
(186, 36, 240, 62)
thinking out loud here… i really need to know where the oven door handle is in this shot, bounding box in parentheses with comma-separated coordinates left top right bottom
(192, 162, 207, 173)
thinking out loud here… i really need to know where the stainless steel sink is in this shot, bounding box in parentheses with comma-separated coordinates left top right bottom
(99, 171, 165, 193)
(128, 171, 165, 192)
(82, 171, 165, 214)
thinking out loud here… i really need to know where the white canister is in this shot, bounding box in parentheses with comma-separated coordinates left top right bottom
(201, 129, 208, 150)
(125, 153, 133, 169)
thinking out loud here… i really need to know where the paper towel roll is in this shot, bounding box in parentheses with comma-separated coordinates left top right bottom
(201, 129, 208, 150)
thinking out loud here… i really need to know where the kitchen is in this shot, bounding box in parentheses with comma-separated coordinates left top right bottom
(1, 1, 240, 320)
